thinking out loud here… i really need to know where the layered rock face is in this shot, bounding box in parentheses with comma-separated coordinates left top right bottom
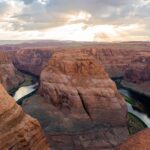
(30, 51, 129, 149)
(0, 51, 24, 91)
(0, 84, 50, 150)
(116, 128, 150, 150)
(82, 48, 140, 78)
(122, 53, 150, 96)
(13, 49, 54, 76)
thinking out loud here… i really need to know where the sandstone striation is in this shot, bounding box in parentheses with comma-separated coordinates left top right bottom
(0, 51, 24, 91)
(122, 53, 150, 97)
(0, 84, 50, 150)
(13, 49, 54, 76)
(82, 48, 141, 78)
(23, 51, 128, 150)
(116, 128, 150, 150)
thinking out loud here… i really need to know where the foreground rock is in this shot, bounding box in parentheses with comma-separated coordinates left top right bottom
(116, 128, 150, 150)
(122, 53, 150, 97)
(23, 51, 128, 149)
(13, 49, 54, 76)
(0, 84, 50, 149)
(0, 51, 24, 91)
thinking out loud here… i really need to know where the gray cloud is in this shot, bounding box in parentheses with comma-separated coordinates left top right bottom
(9, 0, 147, 31)
(0, 0, 149, 41)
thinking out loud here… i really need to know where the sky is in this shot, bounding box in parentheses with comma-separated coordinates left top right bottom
(0, 0, 150, 42)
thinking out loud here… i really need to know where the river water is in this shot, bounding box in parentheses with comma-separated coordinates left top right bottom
(13, 82, 38, 101)
(114, 79, 150, 127)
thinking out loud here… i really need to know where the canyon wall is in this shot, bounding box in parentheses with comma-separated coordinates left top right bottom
(0, 84, 50, 150)
(122, 52, 150, 97)
(81, 48, 141, 78)
(23, 51, 128, 150)
(0, 51, 24, 91)
(13, 49, 54, 76)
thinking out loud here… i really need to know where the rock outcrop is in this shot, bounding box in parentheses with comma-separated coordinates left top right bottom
(13, 49, 54, 76)
(0, 51, 24, 91)
(116, 128, 150, 150)
(0, 84, 50, 150)
(23, 51, 128, 150)
(82, 48, 140, 78)
(122, 53, 150, 97)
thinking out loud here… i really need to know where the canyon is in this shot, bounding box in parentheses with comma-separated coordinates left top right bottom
(0, 41, 149, 149)
(23, 51, 128, 149)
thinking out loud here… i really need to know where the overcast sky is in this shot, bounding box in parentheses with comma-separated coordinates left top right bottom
(0, 0, 149, 41)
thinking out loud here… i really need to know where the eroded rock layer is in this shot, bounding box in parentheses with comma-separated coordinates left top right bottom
(13, 49, 54, 76)
(0, 84, 50, 150)
(122, 53, 150, 97)
(81, 48, 141, 78)
(23, 51, 129, 150)
(0, 51, 24, 91)
(116, 128, 150, 150)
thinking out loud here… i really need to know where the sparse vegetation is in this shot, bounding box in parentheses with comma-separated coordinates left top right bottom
(128, 112, 147, 135)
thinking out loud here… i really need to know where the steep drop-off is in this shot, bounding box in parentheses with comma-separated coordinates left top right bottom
(0, 51, 24, 91)
(14, 49, 54, 76)
(122, 53, 150, 97)
(23, 51, 128, 150)
(82, 48, 141, 78)
(0, 84, 50, 150)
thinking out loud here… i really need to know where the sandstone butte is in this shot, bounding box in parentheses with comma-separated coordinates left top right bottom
(116, 128, 150, 150)
(122, 52, 150, 97)
(0, 51, 24, 91)
(0, 84, 50, 150)
(23, 51, 129, 150)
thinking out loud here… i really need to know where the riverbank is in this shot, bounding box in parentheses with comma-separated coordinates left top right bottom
(121, 80, 150, 98)
(113, 78, 148, 134)
(9, 71, 37, 96)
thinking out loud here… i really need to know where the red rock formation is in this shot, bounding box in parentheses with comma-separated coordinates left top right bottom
(13, 49, 55, 76)
(82, 48, 141, 78)
(116, 128, 150, 150)
(0, 51, 24, 91)
(23, 51, 128, 149)
(122, 53, 150, 97)
(0, 84, 50, 150)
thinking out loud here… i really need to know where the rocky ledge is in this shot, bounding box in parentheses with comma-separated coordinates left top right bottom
(0, 84, 50, 150)
(23, 51, 128, 150)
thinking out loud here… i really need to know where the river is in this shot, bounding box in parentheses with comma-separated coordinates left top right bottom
(114, 78, 150, 127)
(11, 72, 38, 105)
(13, 83, 38, 101)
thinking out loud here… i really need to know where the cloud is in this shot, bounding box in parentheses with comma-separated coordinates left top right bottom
(0, 0, 149, 41)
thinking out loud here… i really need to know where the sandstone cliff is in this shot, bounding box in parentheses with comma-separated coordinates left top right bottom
(0, 51, 24, 91)
(0, 84, 50, 150)
(23, 51, 128, 150)
(116, 128, 150, 150)
(122, 53, 150, 97)
(13, 49, 54, 76)
(82, 48, 141, 78)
